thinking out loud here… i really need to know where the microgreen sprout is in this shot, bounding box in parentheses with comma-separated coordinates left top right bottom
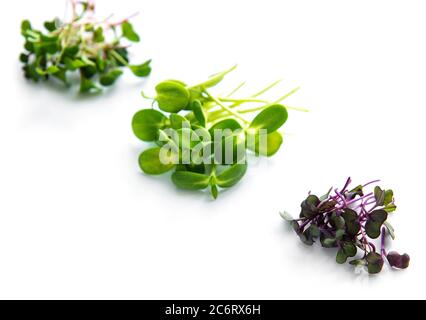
(132, 66, 305, 199)
(20, 0, 151, 93)
(280, 178, 410, 274)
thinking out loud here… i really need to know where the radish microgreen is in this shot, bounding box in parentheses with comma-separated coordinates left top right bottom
(281, 178, 410, 274)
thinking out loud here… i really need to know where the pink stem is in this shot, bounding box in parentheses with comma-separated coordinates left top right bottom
(108, 12, 140, 27)
(363, 179, 381, 188)
(381, 227, 387, 257)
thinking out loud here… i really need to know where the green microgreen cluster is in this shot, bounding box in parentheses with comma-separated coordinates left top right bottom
(20, 0, 151, 93)
(132, 66, 305, 199)
(281, 178, 410, 274)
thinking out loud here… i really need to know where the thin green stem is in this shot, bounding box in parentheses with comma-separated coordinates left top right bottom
(252, 79, 282, 97)
(218, 97, 269, 103)
(110, 49, 129, 67)
(238, 107, 267, 114)
(188, 65, 237, 90)
(226, 81, 246, 97)
(203, 101, 218, 111)
(212, 79, 283, 111)
(206, 109, 226, 121)
(204, 89, 249, 123)
(238, 105, 309, 114)
(272, 87, 301, 104)
(283, 105, 310, 112)
(236, 87, 309, 113)
(26, 30, 41, 40)
(141, 91, 154, 100)
(56, 23, 75, 66)
(208, 114, 235, 124)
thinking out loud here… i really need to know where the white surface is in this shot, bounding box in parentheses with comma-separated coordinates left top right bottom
(0, 0, 425, 299)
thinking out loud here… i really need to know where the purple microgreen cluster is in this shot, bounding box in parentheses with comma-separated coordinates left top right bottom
(281, 178, 410, 274)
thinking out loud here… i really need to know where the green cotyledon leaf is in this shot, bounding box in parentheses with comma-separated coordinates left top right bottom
(248, 104, 288, 133)
(122, 21, 140, 42)
(191, 100, 207, 128)
(171, 171, 211, 190)
(132, 109, 168, 141)
(155, 80, 190, 113)
(247, 131, 283, 157)
(130, 60, 152, 77)
(100, 69, 123, 86)
(139, 148, 176, 175)
(215, 163, 248, 188)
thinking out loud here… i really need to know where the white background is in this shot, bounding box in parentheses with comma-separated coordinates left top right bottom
(0, 0, 425, 299)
